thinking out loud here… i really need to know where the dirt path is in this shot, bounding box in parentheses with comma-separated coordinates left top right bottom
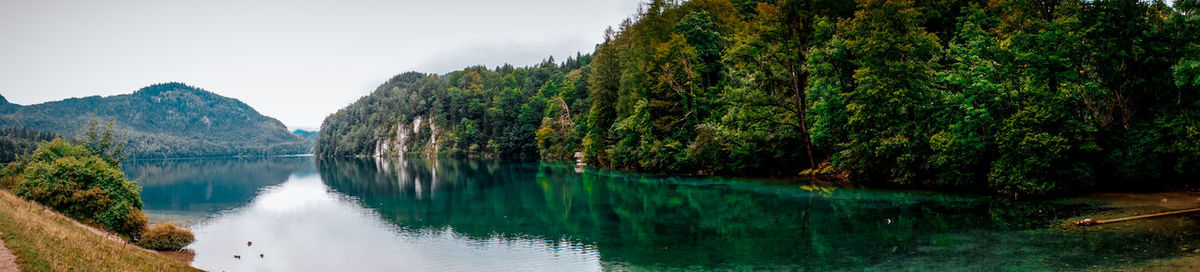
(0, 231, 18, 272)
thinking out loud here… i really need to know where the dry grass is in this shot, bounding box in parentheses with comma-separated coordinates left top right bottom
(137, 222, 194, 251)
(0, 190, 199, 271)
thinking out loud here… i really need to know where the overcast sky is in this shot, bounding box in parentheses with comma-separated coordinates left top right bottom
(0, 0, 642, 130)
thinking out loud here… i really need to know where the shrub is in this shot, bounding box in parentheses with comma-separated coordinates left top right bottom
(104, 203, 148, 241)
(0, 162, 22, 189)
(12, 139, 145, 240)
(136, 222, 195, 251)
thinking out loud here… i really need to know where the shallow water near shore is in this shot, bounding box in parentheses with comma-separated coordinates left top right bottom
(123, 156, 1200, 271)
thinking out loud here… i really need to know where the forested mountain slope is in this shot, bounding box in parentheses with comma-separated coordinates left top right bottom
(317, 57, 592, 159)
(0, 95, 19, 114)
(293, 129, 319, 142)
(318, 0, 1200, 196)
(0, 83, 311, 158)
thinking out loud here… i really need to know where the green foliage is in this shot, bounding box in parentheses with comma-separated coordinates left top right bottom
(609, 100, 652, 168)
(586, 38, 621, 165)
(317, 56, 593, 159)
(926, 4, 1004, 186)
(711, 2, 824, 174)
(673, 11, 724, 86)
(0, 83, 311, 158)
(1155, 102, 1200, 177)
(13, 139, 146, 239)
(989, 101, 1094, 196)
(81, 118, 127, 167)
(836, 0, 942, 182)
(0, 127, 57, 163)
(317, 0, 1200, 196)
(136, 222, 195, 251)
(1178, 56, 1200, 89)
(0, 163, 21, 189)
(806, 16, 853, 157)
(1173, 0, 1200, 90)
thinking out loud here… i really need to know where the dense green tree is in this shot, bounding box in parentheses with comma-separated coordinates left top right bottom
(987, 0, 1097, 195)
(927, 4, 1005, 186)
(584, 30, 622, 166)
(318, 57, 593, 159)
(12, 139, 147, 240)
(805, 16, 854, 163)
(674, 11, 724, 86)
(81, 118, 127, 167)
(317, 0, 1200, 196)
(0, 127, 57, 163)
(836, 0, 942, 181)
(1159, 0, 1200, 179)
(715, 2, 816, 173)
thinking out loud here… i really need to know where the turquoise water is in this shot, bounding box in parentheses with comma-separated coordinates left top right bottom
(122, 157, 1199, 271)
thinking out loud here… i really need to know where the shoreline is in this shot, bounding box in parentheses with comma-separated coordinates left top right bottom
(0, 190, 198, 271)
(317, 155, 1200, 201)
(1063, 191, 1200, 271)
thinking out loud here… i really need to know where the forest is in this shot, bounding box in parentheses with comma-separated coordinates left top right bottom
(0, 127, 58, 163)
(316, 0, 1200, 197)
(0, 83, 312, 158)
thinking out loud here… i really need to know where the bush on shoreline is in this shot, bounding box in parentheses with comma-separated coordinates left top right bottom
(137, 222, 196, 251)
(12, 138, 147, 240)
(0, 120, 199, 251)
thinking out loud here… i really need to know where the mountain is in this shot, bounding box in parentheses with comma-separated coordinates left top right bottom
(0, 82, 312, 158)
(316, 58, 591, 159)
(293, 129, 318, 141)
(0, 94, 18, 114)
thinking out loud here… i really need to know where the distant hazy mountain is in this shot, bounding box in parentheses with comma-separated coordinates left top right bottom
(0, 83, 312, 158)
(293, 129, 318, 141)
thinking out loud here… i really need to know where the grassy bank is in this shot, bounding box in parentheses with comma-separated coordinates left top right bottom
(0, 190, 198, 271)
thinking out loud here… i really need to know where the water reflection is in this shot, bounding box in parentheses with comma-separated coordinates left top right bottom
(187, 165, 600, 272)
(123, 157, 314, 224)
(131, 156, 1200, 271)
(318, 157, 1199, 270)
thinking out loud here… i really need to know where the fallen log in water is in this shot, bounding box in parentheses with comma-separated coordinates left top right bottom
(1075, 207, 1200, 226)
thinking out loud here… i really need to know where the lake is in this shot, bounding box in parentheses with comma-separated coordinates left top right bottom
(122, 156, 1200, 271)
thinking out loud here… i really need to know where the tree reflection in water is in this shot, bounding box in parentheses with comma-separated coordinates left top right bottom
(187, 158, 600, 272)
(134, 157, 1200, 271)
(316, 157, 1199, 271)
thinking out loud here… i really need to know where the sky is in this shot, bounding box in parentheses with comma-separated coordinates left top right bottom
(0, 0, 643, 130)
